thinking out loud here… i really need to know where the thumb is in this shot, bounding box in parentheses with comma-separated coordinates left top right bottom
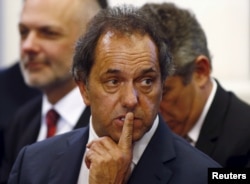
(118, 112, 134, 151)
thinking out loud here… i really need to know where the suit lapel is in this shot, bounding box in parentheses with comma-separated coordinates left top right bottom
(74, 106, 91, 129)
(128, 117, 175, 184)
(196, 81, 229, 155)
(22, 110, 41, 143)
(15, 97, 42, 157)
(48, 127, 89, 184)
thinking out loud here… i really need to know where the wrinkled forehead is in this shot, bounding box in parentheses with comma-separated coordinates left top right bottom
(92, 30, 160, 73)
(96, 30, 158, 55)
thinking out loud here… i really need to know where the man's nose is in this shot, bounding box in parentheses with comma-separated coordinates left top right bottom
(121, 83, 138, 110)
(21, 32, 40, 53)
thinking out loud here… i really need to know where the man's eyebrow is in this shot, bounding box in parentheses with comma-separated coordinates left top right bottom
(104, 69, 121, 75)
(18, 23, 61, 31)
(140, 67, 157, 75)
(104, 67, 157, 75)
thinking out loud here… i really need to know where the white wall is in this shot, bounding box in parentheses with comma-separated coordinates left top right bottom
(1, 0, 250, 103)
(0, 0, 22, 68)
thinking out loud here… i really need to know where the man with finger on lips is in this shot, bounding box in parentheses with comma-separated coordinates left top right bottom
(8, 5, 220, 184)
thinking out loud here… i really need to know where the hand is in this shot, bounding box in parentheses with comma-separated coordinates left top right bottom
(85, 112, 134, 184)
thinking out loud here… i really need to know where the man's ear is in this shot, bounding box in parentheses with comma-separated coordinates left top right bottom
(193, 55, 211, 87)
(76, 81, 91, 106)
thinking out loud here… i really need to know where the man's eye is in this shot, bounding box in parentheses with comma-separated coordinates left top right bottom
(19, 28, 29, 39)
(141, 78, 153, 87)
(103, 79, 120, 93)
(40, 29, 60, 38)
(106, 79, 119, 86)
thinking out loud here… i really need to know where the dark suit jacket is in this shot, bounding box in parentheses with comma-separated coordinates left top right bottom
(8, 116, 220, 184)
(0, 96, 91, 184)
(0, 63, 40, 127)
(0, 63, 40, 166)
(196, 81, 250, 167)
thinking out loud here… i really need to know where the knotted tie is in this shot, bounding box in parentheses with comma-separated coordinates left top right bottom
(46, 109, 60, 138)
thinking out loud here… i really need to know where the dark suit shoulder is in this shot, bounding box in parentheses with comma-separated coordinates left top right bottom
(214, 81, 250, 119)
(197, 81, 250, 167)
(212, 83, 250, 137)
(164, 134, 220, 183)
(3, 96, 42, 163)
(8, 128, 89, 184)
(227, 91, 250, 117)
(158, 116, 220, 168)
(5, 96, 42, 131)
(12, 96, 42, 118)
(172, 133, 220, 167)
(0, 63, 40, 129)
(15, 128, 88, 166)
(26, 127, 88, 151)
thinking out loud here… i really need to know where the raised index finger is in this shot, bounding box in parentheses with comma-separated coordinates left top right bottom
(118, 112, 134, 151)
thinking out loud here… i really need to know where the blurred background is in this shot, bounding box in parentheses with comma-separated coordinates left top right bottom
(0, 0, 249, 103)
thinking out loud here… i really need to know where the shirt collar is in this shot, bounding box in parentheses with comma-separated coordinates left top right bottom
(88, 115, 159, 166)
(188, 78, 217, 145)
(42, 87, 86, 127)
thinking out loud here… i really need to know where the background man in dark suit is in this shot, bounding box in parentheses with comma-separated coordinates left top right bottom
(8, 5, 220, 184)
(141, 2, 250, 167)
(0, 0, 108, 183)
(0, 62, 40, 131)
(0, 62, 40, 167)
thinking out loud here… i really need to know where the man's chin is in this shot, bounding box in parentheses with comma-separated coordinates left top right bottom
(24, 79, 47, 89)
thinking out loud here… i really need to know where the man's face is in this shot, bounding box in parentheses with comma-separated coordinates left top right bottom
(19, 0, 85, 91)
(159, 75, 201, 136)
(78, 31, 162, 143)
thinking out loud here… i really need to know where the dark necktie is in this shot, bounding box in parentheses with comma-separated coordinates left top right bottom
(46, 109, 60, 138)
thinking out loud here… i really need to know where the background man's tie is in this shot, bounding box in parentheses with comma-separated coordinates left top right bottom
(46, 109, 60, 138)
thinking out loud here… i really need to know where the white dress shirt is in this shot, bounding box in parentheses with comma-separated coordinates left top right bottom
(37, 87, 86, 142)
(188, 78, 217, 146)
(77, 115, 159, 184)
